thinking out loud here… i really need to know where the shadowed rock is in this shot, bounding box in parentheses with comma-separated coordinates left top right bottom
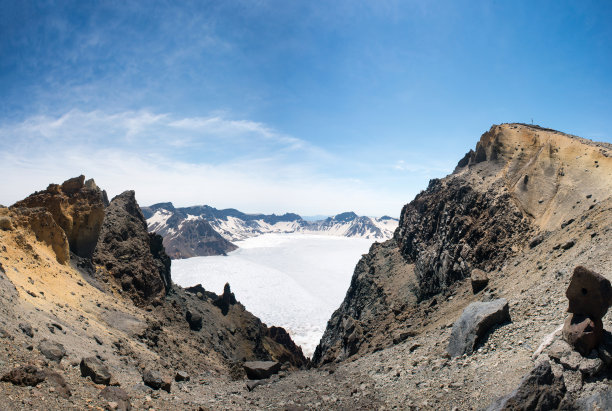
(186, 310, 202, 331)
(142, 369, 171, 392)
(470, 268, 489, 293)
(448, 298, 510, 358)
(566, 266, 611, 319)
(80, 357, 112, 385)
(243, 361, 281, 380)
(562, 314, 603, 356)
(213, 283, 237, 315)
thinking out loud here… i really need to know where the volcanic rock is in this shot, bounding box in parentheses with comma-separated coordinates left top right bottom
(562, 314, 603, 356)
(1, 365, 46, 386)
(186, 310, 202, 331)
(93, 191, 171, 305)
(19, 322, 33, 338)
(565, 266, 611, 320)
(175, 370, 190, 382)
(213, 282, 237, 315)
(243, 361, 281, 380)
(448, 298, 510, 358)
(45, 370, 71, 398)
(80, 357, 112, 385)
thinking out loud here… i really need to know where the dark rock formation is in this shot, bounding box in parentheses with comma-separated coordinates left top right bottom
(93, 191, 171, 305)
(160, 218, 238, 259)
(395, 178, 530, 300)
(562, 314, 603, 356)
(213, 283, 237, 315)
(470, 268, 489, 293)
(19, 322, 33, 338)
(185, 310, 202, 331)
(486, 362, 566, 411)
(243, 361, 281, 380)
(1, 365, 46, 386)
(80, 357, 112, 385)
(268, 326, 307, 367)
(142, 369, 171, 392)
(175, 371, 190, 382)
(565, 266, 611, 319)
(562, 266, 611, 355)
(447, 298, 510, 358)
(45, 371, 71, 399)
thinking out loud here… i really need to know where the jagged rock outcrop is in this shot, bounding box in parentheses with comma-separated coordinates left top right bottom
(93, 191, 171, 304)
(313, 123, 612, 365)
(11, 175, 107, 260)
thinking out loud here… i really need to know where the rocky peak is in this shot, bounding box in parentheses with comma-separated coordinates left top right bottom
(11, 175, 107, 260)
(93, 190, 171, 305)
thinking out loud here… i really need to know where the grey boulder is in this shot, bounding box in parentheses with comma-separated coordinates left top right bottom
(243, 361, 281, 380)
(448, 298, 510, 358)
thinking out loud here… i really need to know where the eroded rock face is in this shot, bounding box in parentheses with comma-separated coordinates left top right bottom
(243, 361, 281, 380)
(12, 175, 106, 260)
(395, 178, 530, 300)
(93, 191, 171, 305)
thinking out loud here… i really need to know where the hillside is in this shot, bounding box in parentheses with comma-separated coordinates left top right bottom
(2, 124, 612, 410)
(0, 176, 306, 410)
(143, 203, 397, 259)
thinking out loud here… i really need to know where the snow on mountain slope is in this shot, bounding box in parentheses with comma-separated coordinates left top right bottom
(142, 204, 398, 258)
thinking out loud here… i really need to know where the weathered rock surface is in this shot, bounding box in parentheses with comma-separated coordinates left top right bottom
(93, 191, 171, 305)
(213, 282, 237, 315)
(487, 362, 566, 411)
(11, 175, 107, 260)
(1, 365, 46, 386)
(565, 266, 611, 319)
(243, 361, 281, 380)
(80, 357, 112, 385)
(185, 310, 202, 331)
(448, 298, 510, 358)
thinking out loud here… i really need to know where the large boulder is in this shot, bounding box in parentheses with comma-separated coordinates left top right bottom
(470, 268, 489, 294)
(80, 357, 112, 385)
(142, 369, 171, 392)
(486, 362, 566, 411)
(565, 266, 611, 320)
(93, 191, 171, 305)
(243, 361, 281, 380)
(448, 298, 510, 358)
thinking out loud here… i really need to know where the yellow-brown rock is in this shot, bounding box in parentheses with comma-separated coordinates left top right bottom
(11, 175, 107, 260)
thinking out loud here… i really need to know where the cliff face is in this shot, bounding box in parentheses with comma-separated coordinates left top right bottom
(313, 123, 612, 365)
(93, 191, 171, 304)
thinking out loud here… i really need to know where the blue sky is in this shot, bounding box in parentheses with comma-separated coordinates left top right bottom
(1, 1, 611, 216)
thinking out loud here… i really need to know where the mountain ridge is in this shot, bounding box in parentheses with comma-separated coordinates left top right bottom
(143, 203, 398, 259)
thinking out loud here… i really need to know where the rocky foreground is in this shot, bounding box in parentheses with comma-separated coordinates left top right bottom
(1, 123, 611, 410)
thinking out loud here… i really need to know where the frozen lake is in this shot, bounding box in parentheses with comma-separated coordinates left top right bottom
(171, 233, 374, 357)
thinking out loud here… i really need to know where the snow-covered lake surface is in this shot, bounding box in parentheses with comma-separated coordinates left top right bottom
(171, 233, 374, 357)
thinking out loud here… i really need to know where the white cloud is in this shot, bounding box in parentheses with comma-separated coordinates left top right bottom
(0, 109, 416, 216)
